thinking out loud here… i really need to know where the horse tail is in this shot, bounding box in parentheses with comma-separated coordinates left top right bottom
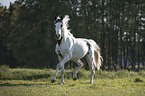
(89, 40, 103, 70)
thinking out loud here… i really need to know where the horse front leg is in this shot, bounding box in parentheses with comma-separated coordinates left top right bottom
(51, 55, 70, 84)
(51, 56, 62, 83)
(58, 64, 64, 85)
(73, 60, 84, 80)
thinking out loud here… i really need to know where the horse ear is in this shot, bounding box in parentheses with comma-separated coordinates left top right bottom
(60, 16, 63, 20)
(54, 16, 57, 21)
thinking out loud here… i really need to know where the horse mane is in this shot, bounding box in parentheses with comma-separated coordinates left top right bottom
(62, 15, 74, 37)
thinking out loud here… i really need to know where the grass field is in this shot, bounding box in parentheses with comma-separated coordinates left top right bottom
(0, 68, 145, 96)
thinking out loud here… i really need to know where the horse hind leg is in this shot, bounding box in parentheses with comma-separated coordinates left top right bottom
(86, 50, 95, 84)
(90, 62, 95, 84)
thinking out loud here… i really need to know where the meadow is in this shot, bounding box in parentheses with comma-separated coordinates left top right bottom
(0, 67, 145, 96)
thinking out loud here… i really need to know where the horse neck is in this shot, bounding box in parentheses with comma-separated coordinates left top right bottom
(62, 29, 68, 41)
(63, 29, 74, 40)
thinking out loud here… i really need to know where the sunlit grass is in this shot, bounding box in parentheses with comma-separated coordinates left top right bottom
(0, 68, 145, 96)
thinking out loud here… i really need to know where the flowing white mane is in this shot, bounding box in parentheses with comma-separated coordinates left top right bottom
(62, 15, 73, 37)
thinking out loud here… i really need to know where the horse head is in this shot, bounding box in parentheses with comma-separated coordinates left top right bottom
(54, 16, 63, 40)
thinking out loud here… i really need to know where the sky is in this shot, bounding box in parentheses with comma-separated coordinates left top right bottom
(0, 0, 16, 8)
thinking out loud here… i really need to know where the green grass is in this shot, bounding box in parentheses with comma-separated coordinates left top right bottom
(0, 68, 145, 96)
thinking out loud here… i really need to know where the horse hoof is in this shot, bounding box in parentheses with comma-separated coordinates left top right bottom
(51, 79, 56, 83)
(89, 82, 93, 84)
(73, 77, 77, 81)
(58, 82, 63, 85)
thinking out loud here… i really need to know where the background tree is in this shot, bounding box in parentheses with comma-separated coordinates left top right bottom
(0, 0, 145, 70)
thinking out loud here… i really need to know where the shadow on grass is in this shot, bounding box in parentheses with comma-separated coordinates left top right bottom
(24, 74, 51, 80)
(1, 74, 51, 80)
(0, 83, 45, 86)
(0, 82, 60, 87)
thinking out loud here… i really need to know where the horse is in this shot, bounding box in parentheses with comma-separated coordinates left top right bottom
(51, 15, 103, 84)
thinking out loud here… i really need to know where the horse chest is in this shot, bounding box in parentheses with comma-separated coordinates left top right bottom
(56, 44, 70, 58)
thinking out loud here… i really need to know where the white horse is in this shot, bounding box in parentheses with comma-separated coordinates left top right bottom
(51, 15, 103, 84)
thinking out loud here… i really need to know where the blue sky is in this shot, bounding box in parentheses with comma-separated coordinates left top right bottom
(0, 0, 16, 8)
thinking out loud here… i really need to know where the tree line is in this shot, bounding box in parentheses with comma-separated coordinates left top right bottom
(0, 0, 145, 71)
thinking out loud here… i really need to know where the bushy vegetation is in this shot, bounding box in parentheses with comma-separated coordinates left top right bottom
(0, 65, 10, 79)
(0, 65, 9, 73)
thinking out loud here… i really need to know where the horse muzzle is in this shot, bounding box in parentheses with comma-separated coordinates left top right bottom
(56, 34, 61, 40)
